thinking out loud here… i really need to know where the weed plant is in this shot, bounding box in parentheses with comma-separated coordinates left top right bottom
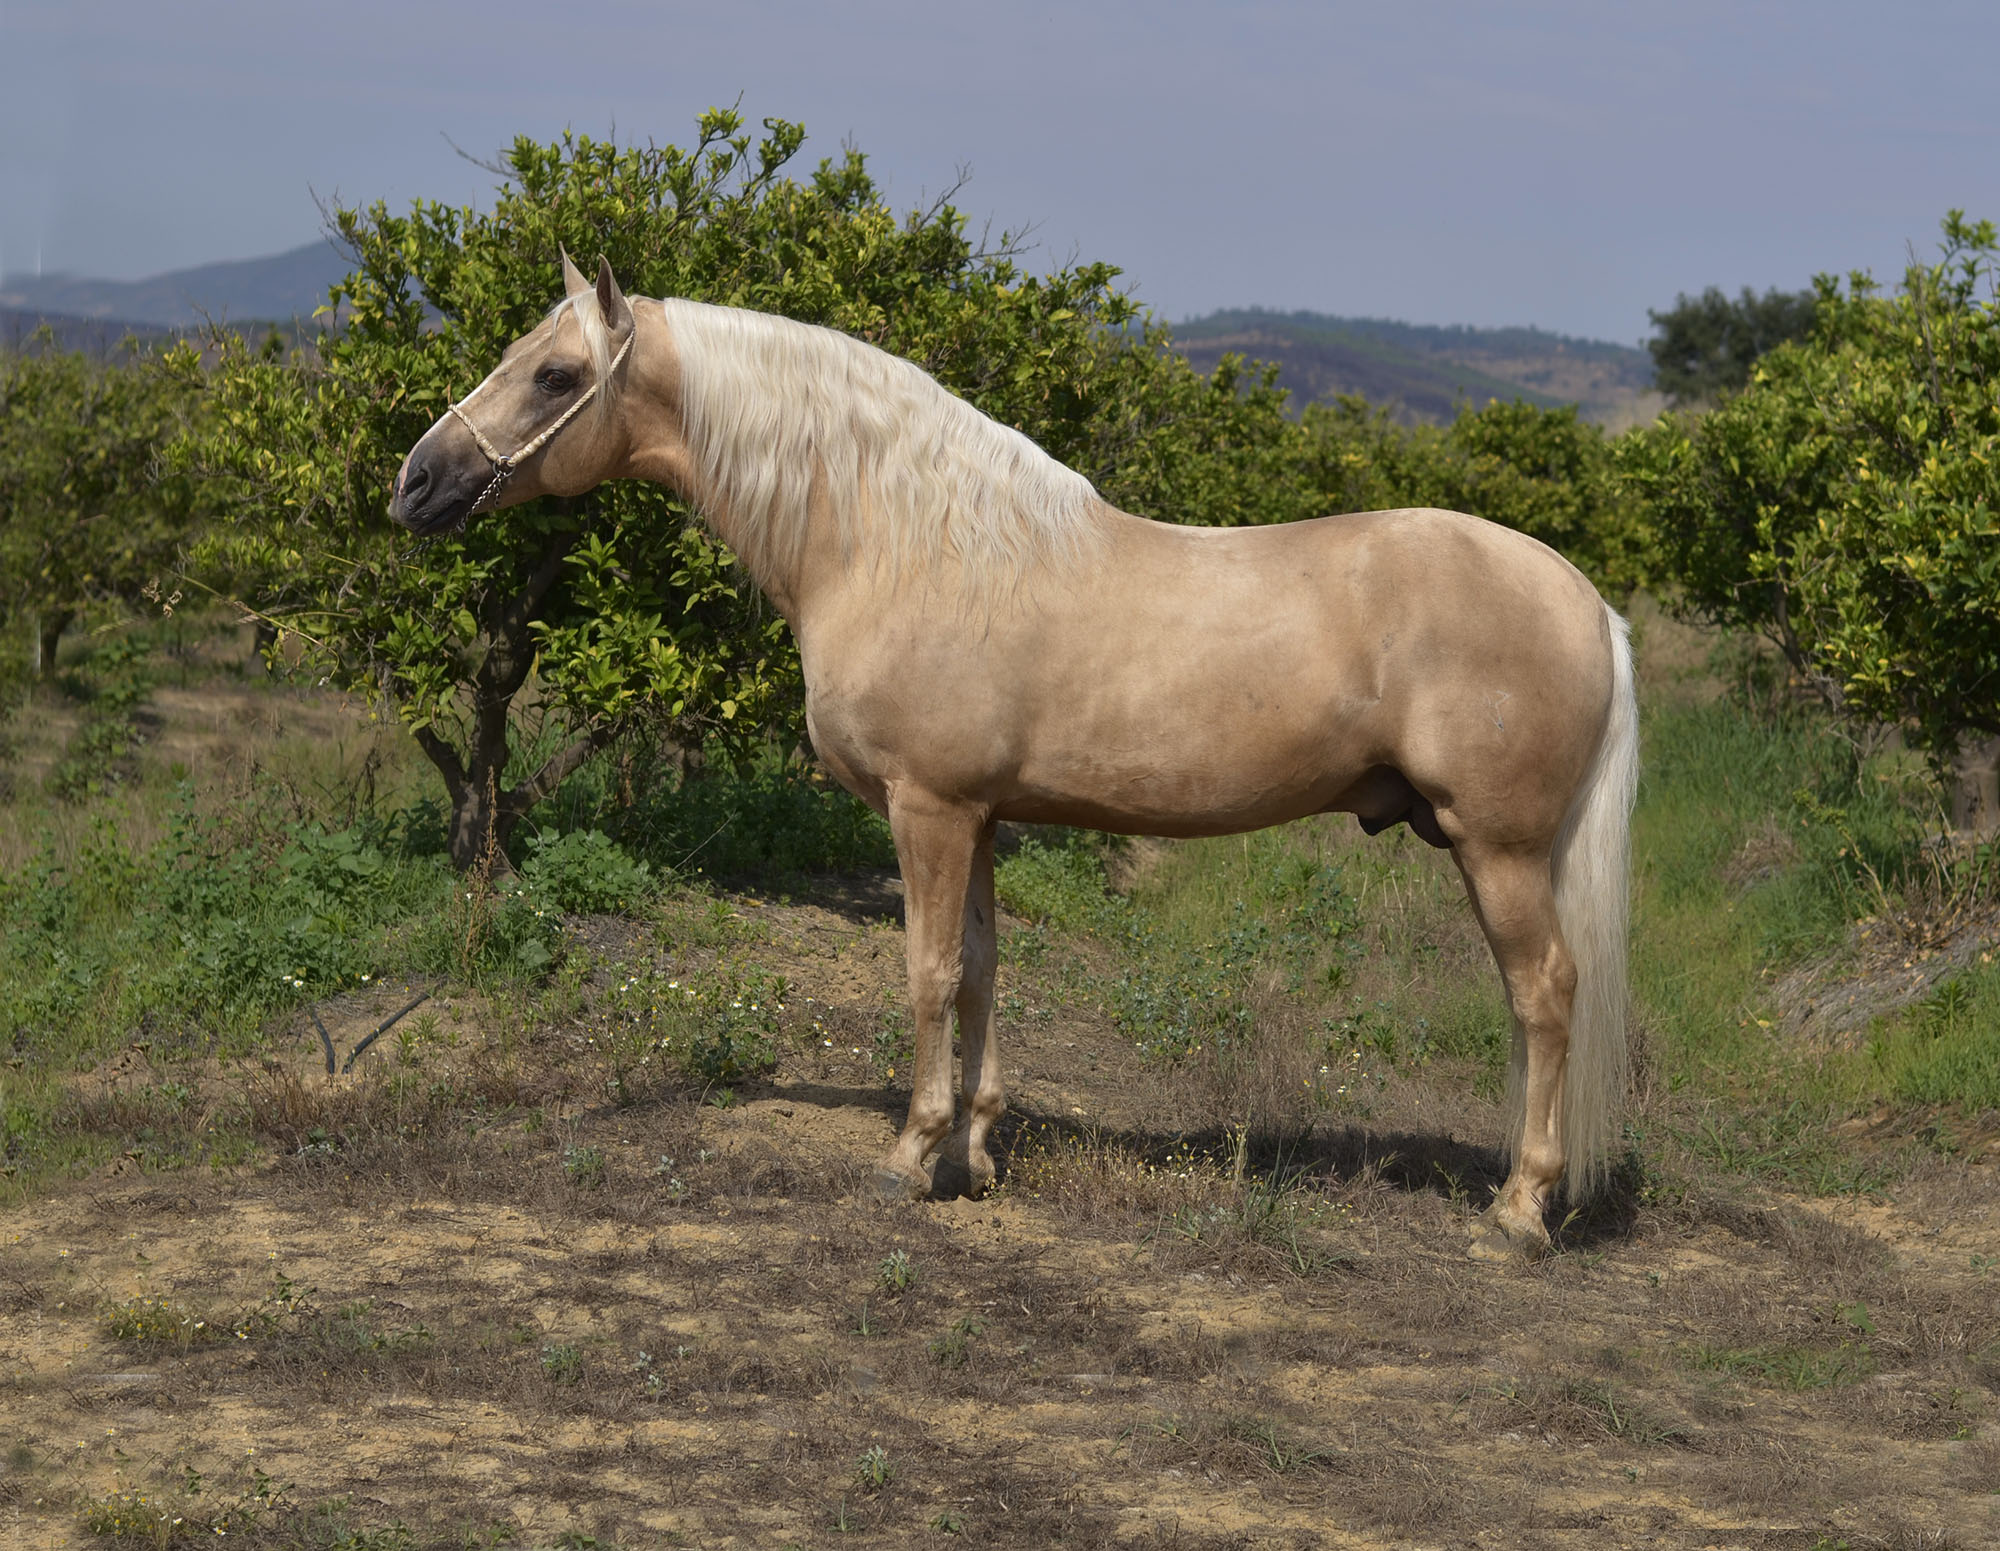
(46, 635, 153, 802)
(599, 960, 787, 1095)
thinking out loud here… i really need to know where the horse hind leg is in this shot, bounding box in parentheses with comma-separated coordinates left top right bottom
(1451, 840, 1578, 1262)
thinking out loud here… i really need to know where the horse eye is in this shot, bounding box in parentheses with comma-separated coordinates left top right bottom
(536, 367, 576, 394)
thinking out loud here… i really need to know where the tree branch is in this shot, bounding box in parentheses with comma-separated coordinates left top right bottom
(503, 721, 622, 815)
(409, 721, 470, 794)
(494, 528, 581, 642)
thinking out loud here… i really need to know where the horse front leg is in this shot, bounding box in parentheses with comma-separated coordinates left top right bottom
(934, 824, 1001, 1200)
(870, 793, 985, 1202)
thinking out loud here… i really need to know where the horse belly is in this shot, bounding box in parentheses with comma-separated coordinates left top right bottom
(1002, 675, 1380, 837)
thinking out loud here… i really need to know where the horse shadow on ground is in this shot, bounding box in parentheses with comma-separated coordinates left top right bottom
(979, 1104, 1644, 1254)
(721, 867, 905, 927)
(746, 1077, 1644, 1255)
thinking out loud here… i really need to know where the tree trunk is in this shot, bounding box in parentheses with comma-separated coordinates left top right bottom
(444, 692, 520, 876)
(403, 524, 617, 876)
(419, 704, 619, 877)
(34, 609, 73, 677)
(1950, 735, 2000, 838)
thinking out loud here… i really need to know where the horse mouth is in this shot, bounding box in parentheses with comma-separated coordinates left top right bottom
(390, 476, 477, 538)
(403, 501, 472, 539)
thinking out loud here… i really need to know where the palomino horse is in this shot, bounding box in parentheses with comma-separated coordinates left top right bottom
(391, 256, 1638, 1261)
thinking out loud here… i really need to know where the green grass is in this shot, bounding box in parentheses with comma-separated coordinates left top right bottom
(0, 613, 912, 1192)
(995, 827, 1392, 1067)
(1685, 1341, 1876, 1391)
(1624, 689, 2000, 1148)
(537, 742, 897, 878)
(1871, 966, 2000, 1112)
(1632, 694, 1923, 1061)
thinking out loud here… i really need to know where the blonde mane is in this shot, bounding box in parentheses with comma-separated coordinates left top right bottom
(658, 299, 1102, 599)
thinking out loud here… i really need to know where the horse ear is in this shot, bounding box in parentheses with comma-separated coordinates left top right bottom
(561, 247, 591, 300)
(595, 256, 634, 336)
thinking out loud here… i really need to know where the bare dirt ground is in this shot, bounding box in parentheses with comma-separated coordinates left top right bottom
(3, 878, 1998, 1550)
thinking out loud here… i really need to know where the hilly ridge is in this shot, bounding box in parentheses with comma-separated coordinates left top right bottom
(0, 240, 347, 331)
(0, 245, 1666, 424)
(1173, 308, 1663, 428)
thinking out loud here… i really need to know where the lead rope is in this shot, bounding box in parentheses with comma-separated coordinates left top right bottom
(411, 328, 635, 554)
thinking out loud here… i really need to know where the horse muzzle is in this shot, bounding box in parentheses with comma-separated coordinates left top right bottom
(389, 445, 483, 536)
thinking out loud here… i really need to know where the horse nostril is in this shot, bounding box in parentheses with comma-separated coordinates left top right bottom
(401, 460, 432, 505)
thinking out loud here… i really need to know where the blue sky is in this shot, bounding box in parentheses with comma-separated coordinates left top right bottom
(2, 0, 1995, 342)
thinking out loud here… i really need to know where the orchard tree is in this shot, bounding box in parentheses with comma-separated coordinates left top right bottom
(1623, 213, 2000, 820)
(0, 342, 200, 672)
(184, 112, 1306, 872)
(1287, 395, 1650, 599)
(1646, 283, 1818, 406)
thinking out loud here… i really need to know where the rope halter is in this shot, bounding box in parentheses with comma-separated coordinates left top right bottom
(442, 327, 636, 521)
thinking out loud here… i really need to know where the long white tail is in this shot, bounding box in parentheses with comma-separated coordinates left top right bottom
(1540, 604, 1638, 1199)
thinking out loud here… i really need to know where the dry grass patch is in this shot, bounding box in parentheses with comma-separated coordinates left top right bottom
(1457, 1371, 1698, 1450)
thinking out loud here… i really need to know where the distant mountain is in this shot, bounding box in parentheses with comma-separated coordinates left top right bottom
(1, 246, 1665, 430)
(1172, 309, 1664, 429)
(0, 240, 348, 331)
(0, 308, 181, 358)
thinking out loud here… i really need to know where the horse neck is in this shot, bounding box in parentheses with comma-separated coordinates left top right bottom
(621, 308, 828, 623)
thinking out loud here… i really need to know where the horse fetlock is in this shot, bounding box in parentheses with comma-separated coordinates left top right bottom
(932, 1118, 997, 1202)
(1515, 1143, 1566, 1193)
(903, 1101, 955, 1151)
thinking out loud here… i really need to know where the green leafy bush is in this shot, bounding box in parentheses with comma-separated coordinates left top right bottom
(994, 835, 1115, 931)
(153, 805, 446, 1007)
(519, 828, 653, 913)
(1622, 212, 2000, 769)
(613, 758, 896, 876)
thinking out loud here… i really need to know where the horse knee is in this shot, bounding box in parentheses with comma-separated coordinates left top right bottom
(908, 947, 965, 1024)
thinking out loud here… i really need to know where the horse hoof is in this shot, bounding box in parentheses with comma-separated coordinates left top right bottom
(930, 1153, 994, 1203)
(1466, 1212, 1548, 1265)
(866, 1166, 927, 1205)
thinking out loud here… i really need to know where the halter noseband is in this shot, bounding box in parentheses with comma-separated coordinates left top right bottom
(442, 327, 636, 521)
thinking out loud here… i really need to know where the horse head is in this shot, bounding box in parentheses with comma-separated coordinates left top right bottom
(390, 252, 637, 537)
